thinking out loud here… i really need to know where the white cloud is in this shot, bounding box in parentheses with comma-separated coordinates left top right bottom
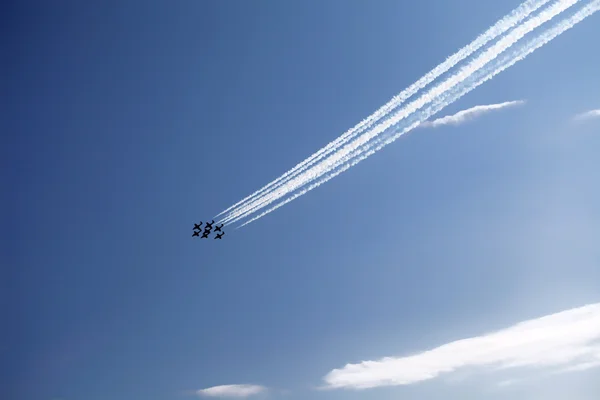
(573, 109, 600, 121)
(419, 100, 526, 128)
(322, 303, 600, 390)
(497, 378, 520, 387)
(559, 358, 600, 373)
(197, 384, 267, 398)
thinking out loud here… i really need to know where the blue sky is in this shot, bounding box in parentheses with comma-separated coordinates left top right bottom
(6, 1, 600, 400)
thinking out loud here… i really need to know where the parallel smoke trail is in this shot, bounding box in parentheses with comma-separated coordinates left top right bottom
(221, 0, 579, 226)
(236, 0, 600, 228)
(221, 0, 577, 225)
(214, 0, 552, 220)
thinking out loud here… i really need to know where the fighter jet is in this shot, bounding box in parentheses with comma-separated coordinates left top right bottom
(205, 220, 214, 229)
(193, 222, 202, 230)
(192, 231, 200, 237)
(214, 232, 224, 239)
(214, 224, 224, 232)
(201, 231, 210, 239)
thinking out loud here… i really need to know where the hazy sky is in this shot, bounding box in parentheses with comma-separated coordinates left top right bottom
(7, 1, 600, 400)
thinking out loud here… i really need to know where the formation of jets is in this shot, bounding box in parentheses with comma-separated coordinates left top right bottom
(192, 220, 225, 240)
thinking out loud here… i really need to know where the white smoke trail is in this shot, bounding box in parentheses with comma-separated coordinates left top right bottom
(236, 0, 600, 228)
(214, 0, 552, 220)
(222, 0, 579, 226)
(222, 0, 577, 225)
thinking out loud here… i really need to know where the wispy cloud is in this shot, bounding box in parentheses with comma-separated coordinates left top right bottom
(573, 109, 600, 121)
(497, 378, 520, 387)
(218, 0, 600, 228)
(321, 303, 600, 390)
(197, 384, 267, 398)
(419, 100, 526, 128)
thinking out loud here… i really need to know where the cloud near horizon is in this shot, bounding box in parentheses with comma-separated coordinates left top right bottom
(197, 384, 267, 398)
(419, 100, 526, 128)
(322, 303, 600, 390)
(573, 109, 600, 121)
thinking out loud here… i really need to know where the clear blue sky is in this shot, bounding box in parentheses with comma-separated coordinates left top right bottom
(6, 1, 600, 400)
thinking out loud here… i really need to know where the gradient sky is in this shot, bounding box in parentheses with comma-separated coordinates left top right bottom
(6, 1, 600, 400)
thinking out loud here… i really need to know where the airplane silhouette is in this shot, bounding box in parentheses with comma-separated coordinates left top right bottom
(192, 231, 200, 237)
(214, 224, 223, 232)
(201, 231, 210, 239)
(214, 232, 224, 239)
(205, 220, 214, 229)
(193, 222, 202, 230)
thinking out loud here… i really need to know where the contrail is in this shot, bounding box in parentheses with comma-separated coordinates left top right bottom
(221, 0, 579, 226)
(227, 101, 526, 225)
(235, 0, 600, 228)
(419, 100, 526, 128)
(221, 0, 577, 225)
(214, 0, 552, 220)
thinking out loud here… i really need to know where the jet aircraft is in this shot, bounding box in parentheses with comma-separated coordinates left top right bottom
(192, 231, 200, 237)
(205, 220, 214, 229)
(214, 224, 223, 232)
(201, 231, 210, 239)
(214, 232, 224, 239)
(193, 222, 202, 230)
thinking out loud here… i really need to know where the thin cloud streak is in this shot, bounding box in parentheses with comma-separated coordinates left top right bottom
(236, 0, 600, 228)
(419, 100, 526, 128)
(322, 303, 600, 390)
(197, 384, 267, 398)
(214, 0, 552, 219)
(573, 109, 600, 121)
(225, 0, 585, 227)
